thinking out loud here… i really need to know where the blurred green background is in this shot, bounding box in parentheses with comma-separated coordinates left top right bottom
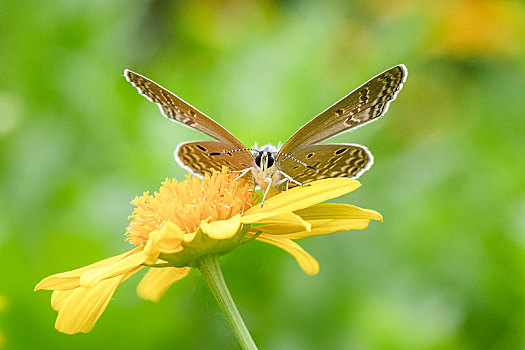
(1, 0, 525, 349)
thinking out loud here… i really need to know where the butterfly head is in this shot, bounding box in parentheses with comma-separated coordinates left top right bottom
(253, 150, 275, 171)
(249, 143, 277, 171)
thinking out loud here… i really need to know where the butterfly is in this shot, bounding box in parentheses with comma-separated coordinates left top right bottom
(125, 65, 407, 201)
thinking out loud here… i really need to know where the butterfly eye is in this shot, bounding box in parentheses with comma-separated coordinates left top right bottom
(266, 153, 275, 168)
(254, 153, 262, 167)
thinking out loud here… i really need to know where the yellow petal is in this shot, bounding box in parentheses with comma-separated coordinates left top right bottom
(80, 251, 146, 288)
(137, 267, 191, 302)
(240, 212, 287, 223)
(144, 240, 161, 265)
(201, 214, 241, 239)
(150, 221, 185, 253)
(258, 219, 372, 239)
(295, 203, 383, 221)
(55, 267, 141, 334)
(51, 290, 74, 312)
(240, 211, 303, 224)
(246, 178, 361, 215)
(241, 211, 311, 231)
(142, 222, 186, 265)
(35, 247, 142, 291)
(250, 219, 332, 235)
(183, 231, 197, 243)
(255, 234, 319, 275)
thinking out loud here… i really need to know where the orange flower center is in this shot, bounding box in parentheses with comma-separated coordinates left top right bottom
(126, 168, 255, 245)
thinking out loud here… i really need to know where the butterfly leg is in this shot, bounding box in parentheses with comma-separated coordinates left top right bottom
(275, 177, 290, 191)
(275, 170, 309, 187)
(229, 167, 254, 182)
(261, 177, 273, 207)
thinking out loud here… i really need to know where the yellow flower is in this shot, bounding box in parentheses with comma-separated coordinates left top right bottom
(35, 168, 381, 334)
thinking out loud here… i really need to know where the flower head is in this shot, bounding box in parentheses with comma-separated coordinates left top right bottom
(35, 167, 382, 334)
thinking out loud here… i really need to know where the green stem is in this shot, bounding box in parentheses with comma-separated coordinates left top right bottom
(196, 254, 258, 350)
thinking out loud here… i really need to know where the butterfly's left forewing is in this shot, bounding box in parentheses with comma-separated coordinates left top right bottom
(125, 69, 257, 181)
(125, 70, 246, 150)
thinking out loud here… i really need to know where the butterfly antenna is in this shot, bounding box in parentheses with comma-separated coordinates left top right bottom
(209, 148, 256, 156)
(277, 152, 317, 170)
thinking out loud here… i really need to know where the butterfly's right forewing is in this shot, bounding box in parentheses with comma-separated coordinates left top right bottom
(279, 65, 407, 155)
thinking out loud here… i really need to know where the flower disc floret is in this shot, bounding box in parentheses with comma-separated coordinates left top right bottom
(126, 167, 255, 246)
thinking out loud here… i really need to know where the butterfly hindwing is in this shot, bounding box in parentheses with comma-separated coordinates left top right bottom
(276, 143, 373, 191)
(175, 141, 255, 180)
(125, 70, 246, 149)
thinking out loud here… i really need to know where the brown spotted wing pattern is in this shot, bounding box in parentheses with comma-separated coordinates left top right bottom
(124, 70, 245, 150)
(276, 144, 372, 190)
(124, 65, 406, 191)
(176, 141, 255, 182)
(275, 65, 406, 186)
(278, 65, 406, 153)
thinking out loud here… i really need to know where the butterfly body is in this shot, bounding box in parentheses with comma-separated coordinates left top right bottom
(251, 147, 283, 198)
(205, 143, 304, 197)
(125, 65, 407, 199)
